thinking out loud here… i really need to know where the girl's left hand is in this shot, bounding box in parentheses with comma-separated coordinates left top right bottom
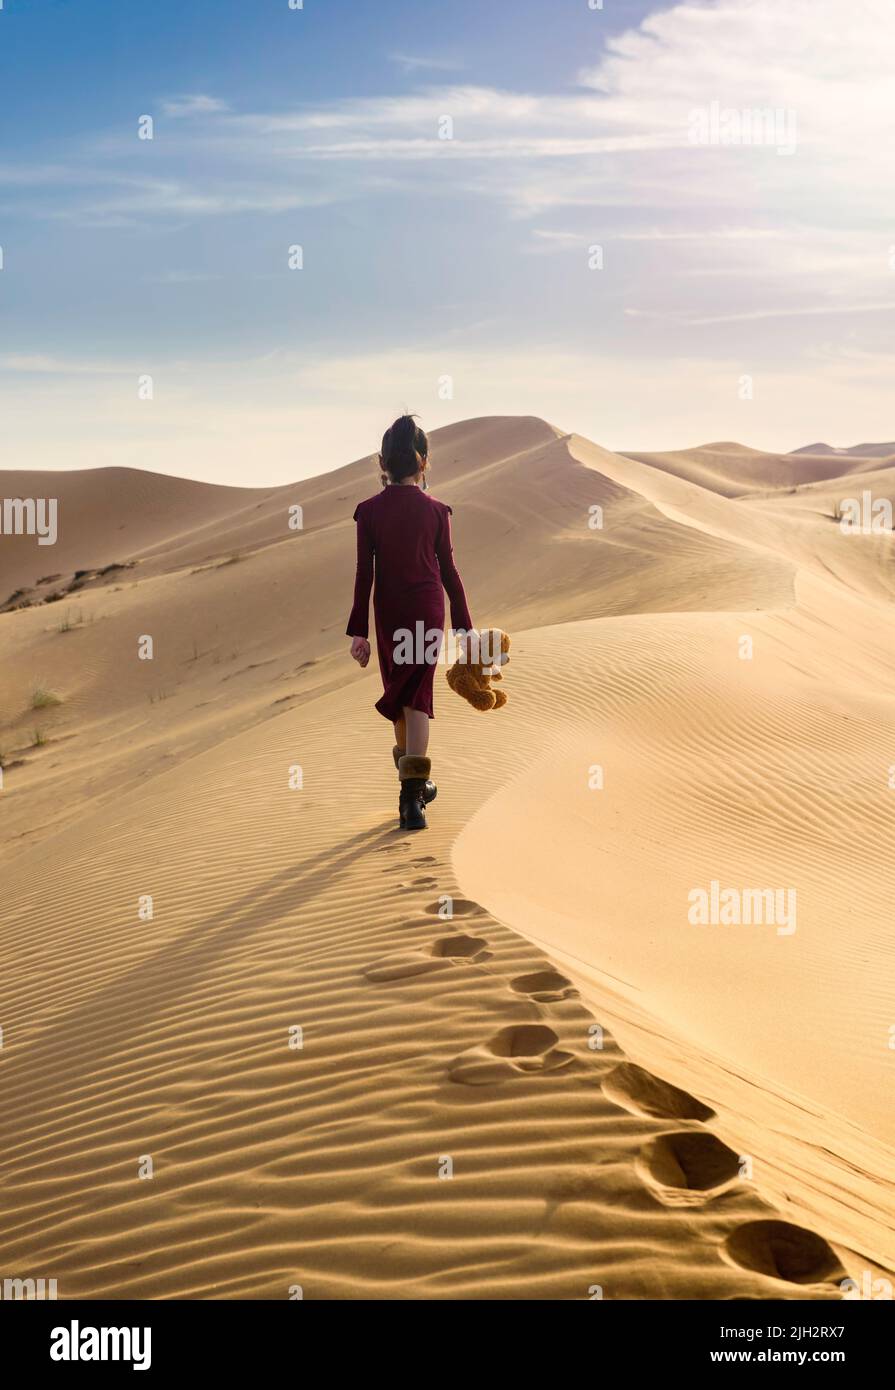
(350, 636, 371, 668)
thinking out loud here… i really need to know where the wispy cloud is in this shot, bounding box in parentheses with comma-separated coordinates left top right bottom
(389, 53, 464, 74)
(161, 94, 229, 119)
(150, 270, 225, 285)
(528, 226, 788, 254)
(624, 300, 895, 326)
(39, 176, 337, 225)
(12, 0, 894, 254)
(0, 354, 135, 375)
(689, 302, 895, 326)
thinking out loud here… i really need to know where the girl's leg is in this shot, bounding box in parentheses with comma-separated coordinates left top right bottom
(393, 713, 406, 751)
(402, 707, 430, 757)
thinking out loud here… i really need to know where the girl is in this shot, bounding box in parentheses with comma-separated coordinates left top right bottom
(347, 414, 473, 831)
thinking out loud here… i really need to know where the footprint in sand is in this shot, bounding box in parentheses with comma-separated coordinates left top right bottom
(723, 1220, 845, 1286)
(510, 969, 578, 1003)
(410, 856, 437, 866)
(636, 1130, 742, 1206)
(449, 1023, 574, 1086)
(425, 897, 488, 919)
(602, 1061, 716, 1122)
(363, 934, 492, 981)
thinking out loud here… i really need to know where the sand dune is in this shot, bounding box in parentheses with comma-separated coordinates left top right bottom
(791, 442, 895, 460)
(622, 441, 895, 498)
(1, 416, 890, 1298)
(455, 600, 895, 1271)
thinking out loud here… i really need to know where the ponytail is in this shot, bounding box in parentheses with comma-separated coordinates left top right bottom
(379, 414, 429, 484)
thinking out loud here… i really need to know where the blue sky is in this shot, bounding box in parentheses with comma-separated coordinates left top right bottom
(3, 2, 659, 127)
(2, 0, 893, 481)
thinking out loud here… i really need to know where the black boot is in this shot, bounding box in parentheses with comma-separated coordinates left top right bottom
(398, 755, 431, 831)
(393, 745, 437, 804)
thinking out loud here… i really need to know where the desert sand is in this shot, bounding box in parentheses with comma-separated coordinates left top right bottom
(0, 416, 891, 1298)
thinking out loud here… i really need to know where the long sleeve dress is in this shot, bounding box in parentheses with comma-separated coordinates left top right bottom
(346, 484, 473, 721)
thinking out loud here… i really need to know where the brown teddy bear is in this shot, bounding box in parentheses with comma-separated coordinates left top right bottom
(446, 628, 511, 710)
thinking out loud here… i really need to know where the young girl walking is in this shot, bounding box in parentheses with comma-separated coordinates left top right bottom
(346, 414, 473, 831)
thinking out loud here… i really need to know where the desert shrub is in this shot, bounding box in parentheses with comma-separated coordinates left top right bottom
(30, 684, 62, 710)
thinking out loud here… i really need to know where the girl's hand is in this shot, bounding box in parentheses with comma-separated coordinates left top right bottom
(350, 636, 371, 668)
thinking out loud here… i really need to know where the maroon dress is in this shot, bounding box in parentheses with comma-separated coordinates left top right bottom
(346, 484, 473, 721)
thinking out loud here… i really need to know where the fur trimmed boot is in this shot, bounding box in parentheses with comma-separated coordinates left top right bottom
(393, 745, 436, 804)
(398, 754, 432, 831)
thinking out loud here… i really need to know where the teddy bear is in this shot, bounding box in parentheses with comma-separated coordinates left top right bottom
(446, 628, 511, 710)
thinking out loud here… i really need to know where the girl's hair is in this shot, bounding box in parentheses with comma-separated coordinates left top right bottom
(379, 414, 429, 484)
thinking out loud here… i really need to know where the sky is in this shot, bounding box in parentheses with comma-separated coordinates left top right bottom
(2, 0, 894, 482)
